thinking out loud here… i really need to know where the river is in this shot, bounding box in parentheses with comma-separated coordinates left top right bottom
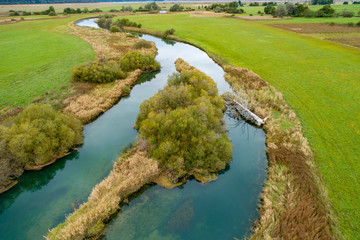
(0, 18, 267, 240)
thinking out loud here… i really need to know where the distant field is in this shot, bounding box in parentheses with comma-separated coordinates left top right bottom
(0, 15, 95, 112)
(120, 13, 360, 239)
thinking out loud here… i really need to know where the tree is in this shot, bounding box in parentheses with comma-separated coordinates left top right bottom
(170, 4, 181, 12)
(49, 5, 55, 12)
(285, 3, 296, 16)
(264, 5, 276, 14)
(276, 5, 288, 17)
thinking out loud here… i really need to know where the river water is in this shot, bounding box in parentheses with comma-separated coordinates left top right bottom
(0, 19, 267, 240)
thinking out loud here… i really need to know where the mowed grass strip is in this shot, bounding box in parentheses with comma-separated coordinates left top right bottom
(122, 14, 360, 238)
(0, 16, 95, 112)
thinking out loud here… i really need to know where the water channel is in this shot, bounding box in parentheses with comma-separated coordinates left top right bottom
(0, 18, 267, 240)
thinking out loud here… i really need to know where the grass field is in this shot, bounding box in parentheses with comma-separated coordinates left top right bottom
(120, 13, 360, 239)
(0, 15, 95, 113)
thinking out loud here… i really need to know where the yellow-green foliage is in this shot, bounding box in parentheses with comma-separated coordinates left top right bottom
(0, 105, 82, 167)
(72, 60, 126, 83)
(120, 51, 160, 72)
(135, 59, 232, 180)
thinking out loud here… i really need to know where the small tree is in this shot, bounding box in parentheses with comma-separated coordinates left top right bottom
(264, 5, 276, 14)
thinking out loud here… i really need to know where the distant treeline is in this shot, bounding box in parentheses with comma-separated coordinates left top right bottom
(0, 0, 163, 5)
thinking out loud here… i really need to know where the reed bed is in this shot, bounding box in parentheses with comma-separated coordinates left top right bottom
(224, 66, 339, 239)
(47, 147, 160, 240)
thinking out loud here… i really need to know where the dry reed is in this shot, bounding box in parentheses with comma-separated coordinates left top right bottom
(47, 146, 160, 240)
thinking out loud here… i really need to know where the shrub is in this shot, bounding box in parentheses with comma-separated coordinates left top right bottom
(0, 105, 83, 167)
(133, 39, 152, 49)
(72, 60, 126, 83)
(48, 11, 56, 16)
(120, 51, 160, 72)
(329, 22, 335, 26)
(110, 25, 121, 33)
(357, 21, 360, 27)
(347, 22, 355, 27)
(96, 17, 112, 29)
(162, 28, 176, 38)
(121, 85, 131, 95)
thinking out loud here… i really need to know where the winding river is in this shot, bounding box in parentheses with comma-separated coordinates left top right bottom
(0, 19, 267, 240)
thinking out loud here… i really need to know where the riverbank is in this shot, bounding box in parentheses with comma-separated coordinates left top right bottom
(0, 18, 158, 193)
(47, 58, 233, 239)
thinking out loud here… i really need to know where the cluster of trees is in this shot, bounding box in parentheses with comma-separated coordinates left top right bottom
(96, 16, 142, 31)
(264, 3, 353, 18)
(311, 0, 333, 5)
(9, 5, 56, 16)
(72, 60, 126, 83)
(109, 6, 133, 12)
(72, 52, 159, 83)
(136, 2, 161, 12)
(135, 60, 232, 181)
(63, 7, 101, 14)
(261, 2, 277, 6)
(207, 1, 245, 14)
(0, 105, 82, 168)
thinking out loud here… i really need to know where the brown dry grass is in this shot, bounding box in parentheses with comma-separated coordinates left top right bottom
(325, 37, 360, 48)
(63, 70, 142, 123)
(269, 23, 360, 34)
(224, 66, 339, 240)
(60, 21, 158, 123)
(47, 146, 160, 240)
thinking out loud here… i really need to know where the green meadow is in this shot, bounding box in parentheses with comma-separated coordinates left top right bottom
(121, 13, 360, 238)
(0, 16, 95, 112)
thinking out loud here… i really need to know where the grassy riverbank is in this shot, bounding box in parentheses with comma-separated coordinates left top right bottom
(121, 13, 360, 239)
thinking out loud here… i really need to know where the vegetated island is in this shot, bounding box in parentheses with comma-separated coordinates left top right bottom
(0, 17, 160, 193)
(46, 58, 232, 240)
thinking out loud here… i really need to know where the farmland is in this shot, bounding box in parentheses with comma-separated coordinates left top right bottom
(119, 13, 360, 238)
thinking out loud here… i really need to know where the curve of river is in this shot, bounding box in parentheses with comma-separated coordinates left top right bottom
(0, 18, 267, 240)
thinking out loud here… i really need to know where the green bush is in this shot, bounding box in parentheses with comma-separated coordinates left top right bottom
(72, 60, 126, 83)
(0, 105, 83, 167)
(120, 51, 160, 72)
(135, 63, 232, 180)
(162, 28, 176, 38)
(133, 39, 152, 49)
(112, 18, 142, 28)
(121, 85, 131, 95)
(110, 25, 121, 33)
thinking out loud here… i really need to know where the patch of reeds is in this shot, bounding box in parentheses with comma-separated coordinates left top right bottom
(46, 146, 160, 240)
(63, 70, 142, 123)
(223, 66, 340, 239)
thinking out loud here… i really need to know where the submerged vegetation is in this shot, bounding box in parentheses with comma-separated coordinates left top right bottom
(0, 104, 82, 193)
(135, 58, 232, 182)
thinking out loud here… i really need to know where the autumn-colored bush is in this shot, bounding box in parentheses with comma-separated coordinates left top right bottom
(0, 105, 82, 167)
(72, 60, 126, 83)
(120, 51, 160, 72)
